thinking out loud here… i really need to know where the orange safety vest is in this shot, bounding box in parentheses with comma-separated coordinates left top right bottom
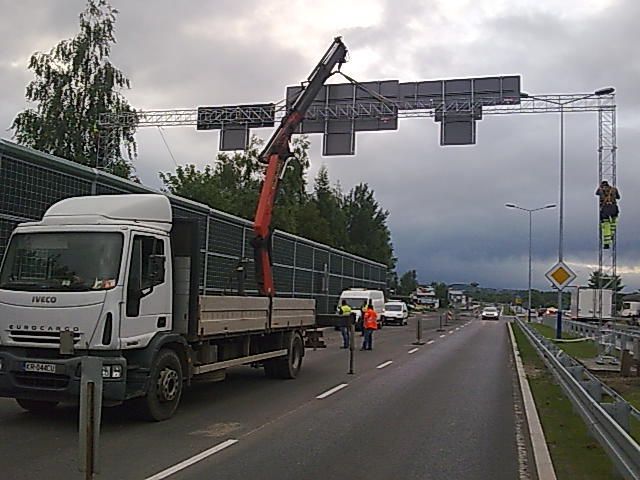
(364, 308, 378, 330)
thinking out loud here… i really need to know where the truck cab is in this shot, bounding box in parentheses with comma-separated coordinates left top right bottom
(0, 194, 317, 421)
(0, 195, 180, 412)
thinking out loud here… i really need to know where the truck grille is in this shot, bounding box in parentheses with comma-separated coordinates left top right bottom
(12, 372, 70, 390)
(9, 330, 81, 346)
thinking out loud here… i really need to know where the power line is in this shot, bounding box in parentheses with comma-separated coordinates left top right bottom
(157, 126, 179, 168)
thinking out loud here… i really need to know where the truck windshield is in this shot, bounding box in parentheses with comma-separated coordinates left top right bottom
(0, 232, 123, 292)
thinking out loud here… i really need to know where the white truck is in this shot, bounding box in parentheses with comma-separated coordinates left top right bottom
(570, 287, 613, 321)
(0, 195, 322, 421)
(620, 301, 640, 321)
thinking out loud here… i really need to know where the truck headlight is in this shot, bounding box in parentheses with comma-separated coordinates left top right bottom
(102, 364, 123, 379)
(111, 365, 123, 379)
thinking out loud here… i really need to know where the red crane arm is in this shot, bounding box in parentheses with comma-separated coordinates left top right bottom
(252, 38, 347, 296)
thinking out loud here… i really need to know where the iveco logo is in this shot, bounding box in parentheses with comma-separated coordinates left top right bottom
(32, 296, 57, 304)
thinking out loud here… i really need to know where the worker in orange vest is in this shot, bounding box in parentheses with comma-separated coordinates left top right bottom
(361, 302, 378, 351)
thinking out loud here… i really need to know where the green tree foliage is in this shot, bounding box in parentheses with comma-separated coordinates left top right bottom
(344, 183, 395, 268)
(398, 270, 418, 295)
(160, 137, 262, 219)
(297, 165, 347, 248)
(160, 137, 396, 269)
(431, 282, 449, 307)
(588, 270, 624, 310)
(588, 271, 623, 292)
(11, 0, 136, 178)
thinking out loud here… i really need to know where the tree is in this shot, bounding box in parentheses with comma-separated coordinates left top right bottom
(431, 282, 449, 308)
(11, 0, 136, 178)
(160, 136, 311, 234)
(299, 165, 348, 248)
(588, 270, 624, 310)
(344, 183, 395, 268)
(588, 270, 624, 292)
(398, 270, 418, 295)
(160, 137, 262, 219)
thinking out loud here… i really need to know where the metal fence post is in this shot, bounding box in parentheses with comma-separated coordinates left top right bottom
(348, 314, 355, 374)
(79, 357, 103, 478)
(413, 316, 425, 345)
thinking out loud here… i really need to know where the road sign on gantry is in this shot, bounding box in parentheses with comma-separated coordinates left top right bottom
(545, 261, 577, 290)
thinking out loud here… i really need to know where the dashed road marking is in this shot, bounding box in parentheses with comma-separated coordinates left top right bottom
(448, 330, 454, 334)
(145, 439, 239, 480)
(408, 348, 419, 354)
(439, 334, 446, 338)
(427, 340, 435, 345)
(376, 360, 393, 369)
(455, 327, 460, 331)
(316, 383, 349, 399)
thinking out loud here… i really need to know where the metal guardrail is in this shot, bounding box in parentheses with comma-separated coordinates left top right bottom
(525, 315, 640, 354)
(515, 317, 640, 480)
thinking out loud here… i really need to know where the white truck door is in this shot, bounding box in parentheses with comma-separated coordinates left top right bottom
(121, 234, 171, 346)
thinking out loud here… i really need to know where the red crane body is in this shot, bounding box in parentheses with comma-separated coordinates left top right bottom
(252, 38, 347, 296)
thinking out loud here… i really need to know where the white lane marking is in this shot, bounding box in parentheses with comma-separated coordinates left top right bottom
(455, 327, 460, 331)
(316, 383, 348, 399)
(145, 439, 238, 480)
(408, 348, 419, 354)
(448, 330, 454, 334)
(427, 340, 435, 345)
(376, 360, 393, 369)
(439, 334, 446, 338)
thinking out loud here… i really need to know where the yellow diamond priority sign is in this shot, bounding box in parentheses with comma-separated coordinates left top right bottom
(545, 261, 576, 290)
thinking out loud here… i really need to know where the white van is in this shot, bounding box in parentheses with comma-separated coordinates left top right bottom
(338, 288, 386, 329)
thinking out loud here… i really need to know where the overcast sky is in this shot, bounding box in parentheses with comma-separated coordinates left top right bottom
(1, 0, 639, 291)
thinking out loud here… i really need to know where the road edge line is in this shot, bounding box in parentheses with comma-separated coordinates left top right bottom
(145, 439, 239, 480)
(508, 321, 557, 480)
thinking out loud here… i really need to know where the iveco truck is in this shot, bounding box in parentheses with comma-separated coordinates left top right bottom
(0, 194, 319, 420)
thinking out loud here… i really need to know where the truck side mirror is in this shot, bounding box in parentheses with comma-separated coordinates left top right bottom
(147, 254, 166, 286)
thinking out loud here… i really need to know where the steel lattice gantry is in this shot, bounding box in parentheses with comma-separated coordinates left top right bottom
(97, 92, 617, 296)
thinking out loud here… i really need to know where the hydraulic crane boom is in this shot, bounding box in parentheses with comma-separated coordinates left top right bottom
(252, 37, 348, 296)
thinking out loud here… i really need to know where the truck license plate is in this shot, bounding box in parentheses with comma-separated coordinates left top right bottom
(24, 362, 57, 373)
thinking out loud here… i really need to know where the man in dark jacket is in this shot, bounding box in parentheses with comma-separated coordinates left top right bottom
(596, 180, 620, 249)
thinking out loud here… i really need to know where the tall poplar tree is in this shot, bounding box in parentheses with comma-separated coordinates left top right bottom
(12, 0, 136, 178)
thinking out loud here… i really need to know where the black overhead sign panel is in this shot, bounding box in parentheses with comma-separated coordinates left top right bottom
(287, 75, 521, 153)
(195, 76, 521, 154)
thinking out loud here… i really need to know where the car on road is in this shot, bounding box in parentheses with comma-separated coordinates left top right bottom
(481, 306, 500, 320)
(382, 301, 409, 326)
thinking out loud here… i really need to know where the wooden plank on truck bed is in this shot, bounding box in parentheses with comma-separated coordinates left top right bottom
(198, 296, 269, 336)
(271, 298, 316, 328)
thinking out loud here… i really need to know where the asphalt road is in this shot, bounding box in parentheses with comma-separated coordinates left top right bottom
(0, 314, 519, 480)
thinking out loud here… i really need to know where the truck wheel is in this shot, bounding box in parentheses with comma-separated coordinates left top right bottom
(135, 349, 183, 421)
(16, 398, 59, 413)
(265, 333, 304, 379)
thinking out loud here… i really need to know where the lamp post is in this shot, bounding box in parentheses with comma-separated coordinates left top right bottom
(506, 203, 556, 322)
(520, 87, 615, 338)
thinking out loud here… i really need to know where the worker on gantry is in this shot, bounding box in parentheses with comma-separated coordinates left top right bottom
(596, 180, 620, 249)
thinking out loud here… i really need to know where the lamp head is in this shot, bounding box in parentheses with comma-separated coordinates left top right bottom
(595, 87, 615, 96)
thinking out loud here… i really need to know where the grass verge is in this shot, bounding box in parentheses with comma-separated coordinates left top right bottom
(513, 323, 615, 479)
(530, 323, 599, 359)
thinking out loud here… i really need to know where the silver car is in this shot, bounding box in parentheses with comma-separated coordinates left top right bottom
(481, 306, 500, 320)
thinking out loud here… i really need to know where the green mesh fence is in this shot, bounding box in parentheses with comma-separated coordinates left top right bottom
(0, 139, 387, 313)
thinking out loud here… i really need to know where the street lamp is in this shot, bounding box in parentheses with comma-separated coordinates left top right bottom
(506, 203, 557, 323)
(519, 87, 615, 338)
